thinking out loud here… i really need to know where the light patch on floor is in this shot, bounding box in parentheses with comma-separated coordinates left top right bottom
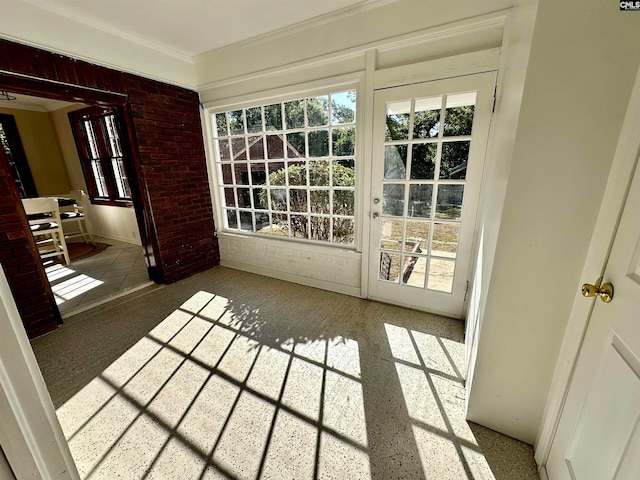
(34, 267, 540, 480)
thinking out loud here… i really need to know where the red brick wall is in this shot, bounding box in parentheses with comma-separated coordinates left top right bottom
(0, 149, 61, 336)
(0, 39, 219, 338)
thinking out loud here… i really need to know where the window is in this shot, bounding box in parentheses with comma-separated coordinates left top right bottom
(212, 90, 357, 245)
(69, 107, 131, 206)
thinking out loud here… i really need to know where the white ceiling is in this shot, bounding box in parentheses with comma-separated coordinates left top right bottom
(20, 0, 386, 58)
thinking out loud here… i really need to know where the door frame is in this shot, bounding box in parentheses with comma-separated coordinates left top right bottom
(535, 64, 640, 474)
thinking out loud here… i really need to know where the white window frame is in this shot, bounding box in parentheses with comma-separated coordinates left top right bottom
(203, 74, 364, 251)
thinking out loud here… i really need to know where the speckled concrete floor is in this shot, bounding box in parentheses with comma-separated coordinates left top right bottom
(31, 267, 540, 480)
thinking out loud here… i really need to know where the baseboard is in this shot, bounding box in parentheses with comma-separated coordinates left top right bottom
(91, 232, 142, 246)
(538, 465, 549, 480)
(220, 259, 362, 298)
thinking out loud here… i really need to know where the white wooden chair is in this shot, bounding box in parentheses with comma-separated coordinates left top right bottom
(58, 190, 94, 245)
(22, 198, 70, 265)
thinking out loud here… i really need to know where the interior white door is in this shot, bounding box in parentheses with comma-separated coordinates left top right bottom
(367, 72, 495, 317)
(545, 154, 640, 479)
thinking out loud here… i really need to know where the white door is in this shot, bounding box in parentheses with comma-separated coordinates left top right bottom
(367, 72, 495, 317)
(545, 153, 640, 478)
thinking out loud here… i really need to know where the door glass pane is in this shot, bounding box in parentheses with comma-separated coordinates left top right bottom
(411, 143, 436, 179)
(379, 252, 401, 283)
(444, 92, 476, 137)
(408, 184, 432, 218)
(428, 258, 455, 293)
(440, 141, 470, 179)
(310, 190, 330, 214)
(384, 145, 407, 179)
(382, 184, 405, 216)
(310, 216, 330, 240)
(380, 218, 403, 251)
(435, 185, 464, 220)
(385, 101, 410, 140)
(405, 220, 429, 253)
(432, 223, 459, 258)
(333, 217, 354, 244)
(403, 256, 427, 288)
(414, 96, 442, 139)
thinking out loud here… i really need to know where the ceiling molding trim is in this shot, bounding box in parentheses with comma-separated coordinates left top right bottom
(193, 0, 402, 61)
(18, 0, 195, 63)
(0, 34, 197, 91)
(196, 9, 509, 92)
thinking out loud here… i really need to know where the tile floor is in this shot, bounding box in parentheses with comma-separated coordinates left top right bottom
(32, 267, 540, 480)
(45, 236, 153, 317)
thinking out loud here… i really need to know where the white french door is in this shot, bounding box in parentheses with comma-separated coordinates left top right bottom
(367, 72, 495, 317)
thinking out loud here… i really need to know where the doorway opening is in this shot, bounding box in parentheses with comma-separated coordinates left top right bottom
(0, 89, 154, 318)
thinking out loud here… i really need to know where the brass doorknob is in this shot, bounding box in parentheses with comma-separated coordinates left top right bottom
(581, 276, 613, 303)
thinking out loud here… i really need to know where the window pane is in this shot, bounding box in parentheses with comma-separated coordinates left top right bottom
(308, 130, 329, 157)
(111, 158, 131, 198)
(286, 132, 305, 158)
(220, 163, 234, 185)
(333, 189, 354, 216)
(222, 187, 235, 207)
(440, 141, 470, 180)
(239, 211, 253, 231)
(83, 121, 99, 159)
(384, 145, 407, 180)
(331, 91, 356, 125)
(385, 101, 410, 140)
(309, 160, 330, 186)
(253, 188, 268, 210)
(229, 110, 244, 135)
(310, 216, 330, 241)
(414, 96, 441, 139)
(231, 138, 246, 161)
(435, 184, 464, 220)
(411, 143, 436, 180)
(237, 187, 250, 208)
(291, 214, 308, 238)
(235, 164, 250, 185)
(266, 134, 284, 159)
(104, 115, 123, 157)
(268, 162, 286, 185)
(333, 218, 354, 244)
(307, 96, 329, 127)
(287, 161, 307, 186)
(264, 104, 282, 131)
(218, 139, 231, 161)
(250, 163, 267, 186)
(226, 209, 238, 229)
(408, 184, 433, 218)
(285, 100, 305, 129)
(289, 189, 307, 213)
(255, 212, 270, 232)
(272, 213, 289, 235)
(245, 107, 262, 134)
(270, 189, 286, 211)
(91, 159, 108, 197)
(215, 113, 228, 137)
(382, 184, 404, 216)
(444, 92, 476, 137)
(310, 190, 330, 214)
(333, 160, 355, 187)
(248, 136, 265, 160)
(332, 127, 355, 156)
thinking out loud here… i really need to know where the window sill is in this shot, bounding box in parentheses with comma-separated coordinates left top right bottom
(90, 198, 134, 208)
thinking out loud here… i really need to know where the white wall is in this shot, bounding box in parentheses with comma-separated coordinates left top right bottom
(466, 0, 640, 444)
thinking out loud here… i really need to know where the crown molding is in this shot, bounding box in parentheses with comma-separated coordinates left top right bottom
(19, 0, 194, 64)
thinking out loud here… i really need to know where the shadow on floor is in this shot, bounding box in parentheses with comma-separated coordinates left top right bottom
(31, 266, 539, 480)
